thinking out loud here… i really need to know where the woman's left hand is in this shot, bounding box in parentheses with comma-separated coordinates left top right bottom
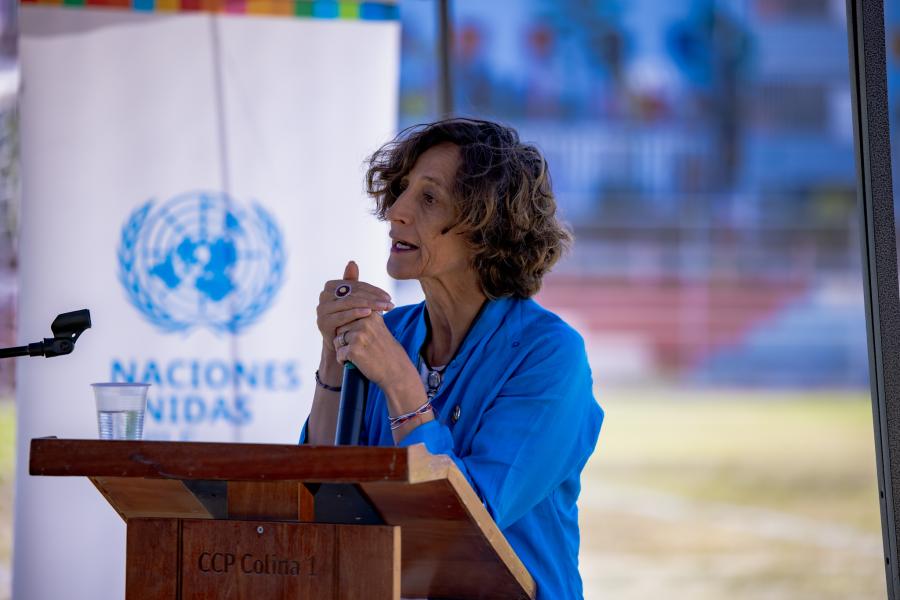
(333, 312, 415, 390)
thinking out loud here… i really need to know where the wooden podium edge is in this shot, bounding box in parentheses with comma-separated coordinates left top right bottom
(403, 443, 536, 599)
(445, 462, 536, 599)
(29, 439, 417, 482)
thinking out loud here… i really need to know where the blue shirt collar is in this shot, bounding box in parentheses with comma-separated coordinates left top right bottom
(404, 296, 517, 371)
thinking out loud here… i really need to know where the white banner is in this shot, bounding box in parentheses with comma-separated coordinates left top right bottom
(14, 4, 398, 597)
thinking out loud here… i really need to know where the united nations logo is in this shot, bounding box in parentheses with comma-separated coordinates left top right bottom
(118, 191, 286, 334)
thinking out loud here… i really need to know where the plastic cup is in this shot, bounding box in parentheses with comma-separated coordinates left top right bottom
(92, 383, 150, 440)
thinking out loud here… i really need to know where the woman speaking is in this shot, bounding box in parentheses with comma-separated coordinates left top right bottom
(302, 118, 603, 599)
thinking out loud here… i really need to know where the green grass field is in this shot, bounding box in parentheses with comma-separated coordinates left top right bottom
(0, 392, 888, 599)
(0, 401, 13, 600)
(580, 388, 886, 599)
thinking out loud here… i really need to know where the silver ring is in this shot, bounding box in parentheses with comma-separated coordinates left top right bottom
(334, 284, 352, 299)
(341, 331, 349, 347)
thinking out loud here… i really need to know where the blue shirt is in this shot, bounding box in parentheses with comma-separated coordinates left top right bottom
(303, 297, 603, 599)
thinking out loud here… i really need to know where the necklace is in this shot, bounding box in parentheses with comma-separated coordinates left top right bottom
(418, 354, 447, 400)
(417, 300, 487, 403)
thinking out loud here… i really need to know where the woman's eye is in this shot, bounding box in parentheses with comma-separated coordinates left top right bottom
(423, 192, 435, 204)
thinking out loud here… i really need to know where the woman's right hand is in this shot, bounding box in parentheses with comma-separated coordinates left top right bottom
(317, 260, 394, 351)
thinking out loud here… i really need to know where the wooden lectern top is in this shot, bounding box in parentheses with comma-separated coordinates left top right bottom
(30, 438, 535, 600)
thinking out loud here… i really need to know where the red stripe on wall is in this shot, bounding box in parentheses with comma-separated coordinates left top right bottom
(221, 0, 246, 12)
(86, 0, 131, 8)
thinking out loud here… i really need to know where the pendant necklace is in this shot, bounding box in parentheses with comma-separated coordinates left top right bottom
(418, 354, 447, 401)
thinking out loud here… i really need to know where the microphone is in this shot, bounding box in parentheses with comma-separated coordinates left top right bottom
(0, 309, 91, 359)
(334, 361, 369, 445)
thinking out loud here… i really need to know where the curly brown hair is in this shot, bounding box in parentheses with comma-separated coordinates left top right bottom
(365, 118, 572, 299)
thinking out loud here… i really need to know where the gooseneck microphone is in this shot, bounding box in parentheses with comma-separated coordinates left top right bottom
(334, 362, 369, 445)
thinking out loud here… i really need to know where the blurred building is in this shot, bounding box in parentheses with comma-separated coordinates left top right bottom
(0, 0, 870, 389)
(399, 0, 865, 387)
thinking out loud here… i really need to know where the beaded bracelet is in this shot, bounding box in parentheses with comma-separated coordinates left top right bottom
(314, 370, 342, 392)
(389, 400, 433, 430)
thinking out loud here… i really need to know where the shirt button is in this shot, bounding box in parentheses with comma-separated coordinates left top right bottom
(451, 405, 461, 423)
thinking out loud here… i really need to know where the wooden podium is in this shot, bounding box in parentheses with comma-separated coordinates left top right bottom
(29, 438, 535, 600)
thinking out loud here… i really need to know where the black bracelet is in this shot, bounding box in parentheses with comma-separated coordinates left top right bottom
(315, 370, 342, 392)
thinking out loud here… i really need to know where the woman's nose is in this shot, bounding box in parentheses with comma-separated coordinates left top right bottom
(386, 191, 412, 224)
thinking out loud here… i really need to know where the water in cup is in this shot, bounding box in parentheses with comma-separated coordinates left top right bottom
(97, 408, 145, 440)
(92, 383, 150, 440)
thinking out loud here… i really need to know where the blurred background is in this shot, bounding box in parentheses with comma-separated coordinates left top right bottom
(0, 0, 894, 598)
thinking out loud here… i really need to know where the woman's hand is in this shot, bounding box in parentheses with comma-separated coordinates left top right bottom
(317, 261, 394, 349)
(333, 311, 417, 392)
(335, 310, 434, 443)
(309, 261, 392, 444)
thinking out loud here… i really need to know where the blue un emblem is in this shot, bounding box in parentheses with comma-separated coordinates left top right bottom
(118, 191, 286, 334)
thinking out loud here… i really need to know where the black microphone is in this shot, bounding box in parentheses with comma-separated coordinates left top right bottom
(0, 309, 91, 359)
(334, 362, 368, 445)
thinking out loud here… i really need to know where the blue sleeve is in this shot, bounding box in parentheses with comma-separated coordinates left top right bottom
(398, 328, 604, 529)
(298, 419, 309, 444)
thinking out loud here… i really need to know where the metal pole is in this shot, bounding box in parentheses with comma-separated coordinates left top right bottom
(437, 0, 454, 117)
(847, 0, 900, 596)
